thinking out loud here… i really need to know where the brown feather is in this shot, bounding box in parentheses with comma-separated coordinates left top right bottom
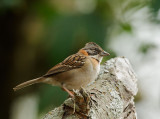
(43, 54, 86, 77)
(13, 77, 43, 91)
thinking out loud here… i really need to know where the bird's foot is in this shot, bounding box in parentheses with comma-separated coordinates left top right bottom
(62, 86, 74, 98)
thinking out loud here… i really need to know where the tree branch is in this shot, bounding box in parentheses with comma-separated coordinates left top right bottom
(43, 57, 138, 119)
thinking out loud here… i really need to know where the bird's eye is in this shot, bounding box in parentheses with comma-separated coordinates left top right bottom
(94, 48, 101, 53)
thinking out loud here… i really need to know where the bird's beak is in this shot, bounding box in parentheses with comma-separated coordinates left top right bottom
(100, 51, 110, 56)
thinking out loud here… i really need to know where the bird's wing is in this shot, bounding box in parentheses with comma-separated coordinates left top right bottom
(43, 54, 86, 77)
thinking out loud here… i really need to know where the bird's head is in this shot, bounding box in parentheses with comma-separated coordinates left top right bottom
(80, 42, 110, 62)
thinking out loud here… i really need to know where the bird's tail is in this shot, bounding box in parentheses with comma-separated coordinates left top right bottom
(13, 77, 44, 91)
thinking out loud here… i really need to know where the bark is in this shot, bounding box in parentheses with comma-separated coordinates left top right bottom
(43, 57, 138, 119)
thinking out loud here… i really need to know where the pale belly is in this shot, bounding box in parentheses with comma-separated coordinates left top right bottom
(63, 65, 100, 90)
(45, 59, 100, 90)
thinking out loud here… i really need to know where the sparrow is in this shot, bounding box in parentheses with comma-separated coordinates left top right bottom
(13, 42, 110, 97)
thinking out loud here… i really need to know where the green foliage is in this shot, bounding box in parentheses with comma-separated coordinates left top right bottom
(38, 85, 67, 113)
(30, 1, 57, 22)
(151, 0, 160, 13)
(139, 43, 156, 54)
(120, 23, 132, 32)
(0, 0, 22, 8)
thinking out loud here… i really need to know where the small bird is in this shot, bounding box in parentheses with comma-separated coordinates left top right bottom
(13, 42, 110, 97)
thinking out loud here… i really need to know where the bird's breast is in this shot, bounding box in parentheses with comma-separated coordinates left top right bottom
(65, 58, 100, 89)
(49, 58, 100, 90)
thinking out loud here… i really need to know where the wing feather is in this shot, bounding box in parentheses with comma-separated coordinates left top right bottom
(43, 54, 86, 77)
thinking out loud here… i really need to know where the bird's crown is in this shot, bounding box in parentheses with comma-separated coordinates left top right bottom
(82, 42, 107, 56)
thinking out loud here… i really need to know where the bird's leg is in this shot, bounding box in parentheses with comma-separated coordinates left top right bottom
(62, 86, 74, 98)
(62, 86, 76, 113)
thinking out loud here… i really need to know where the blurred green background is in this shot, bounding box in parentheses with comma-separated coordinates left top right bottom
(0, 0, 160, 119)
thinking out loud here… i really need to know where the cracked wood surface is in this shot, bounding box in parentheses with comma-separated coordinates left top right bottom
(43, 57, 138, 119)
